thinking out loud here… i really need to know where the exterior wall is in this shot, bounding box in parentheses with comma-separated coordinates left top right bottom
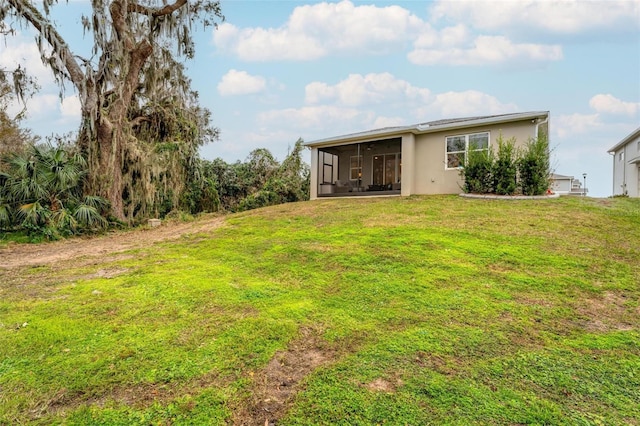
(412, 120, 539, 195)
(401, 133, 415, 196)
(612, 135, 640, 197)
(610, 128, 640, 197)
(310, 147, 318, 199)
(612, 148, 626, 195)
(551, 178, 572, 194)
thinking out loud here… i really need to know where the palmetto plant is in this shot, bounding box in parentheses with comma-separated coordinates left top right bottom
(0, 144, 108, 237)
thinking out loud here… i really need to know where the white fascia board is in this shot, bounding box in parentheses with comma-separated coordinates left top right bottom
(608, 126, 640, 153)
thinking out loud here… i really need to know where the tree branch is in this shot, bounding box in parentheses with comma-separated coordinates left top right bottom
(129, 115, 150, 127)
(127, 0, 188, 17)
(4, 0, 84, 88)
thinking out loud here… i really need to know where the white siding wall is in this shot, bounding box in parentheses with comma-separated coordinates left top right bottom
(612, 135, 640, 197)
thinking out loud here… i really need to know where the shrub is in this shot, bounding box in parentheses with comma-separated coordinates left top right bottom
(519, 135, 550, 196)
(461, 134, 550, 196)
(493, 135, 518, 195)
(462, 146, 493, 194)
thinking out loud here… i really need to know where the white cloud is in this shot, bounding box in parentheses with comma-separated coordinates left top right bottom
(553, 113, 602, 138)
(217, 69, 267, 96)
(60, 95, 81, 119)
(258, 105, 374, 132)
(212, 0, 423, 61)
(212, 0, 572, 67)
(589, 94, 639, 116)
(265, 73, 518, 138)
(24, 94, 60, 117)
(305, 73, 430, 107)
(421, 90, 518, 118)
(409, 34, 562, 66)
(429, 0, 640, 36)
(0, 33, 55, 84)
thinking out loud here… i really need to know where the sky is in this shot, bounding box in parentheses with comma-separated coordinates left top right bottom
(2, 0, 639, 197)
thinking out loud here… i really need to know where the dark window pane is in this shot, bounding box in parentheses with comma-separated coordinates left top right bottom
(447, 136, 465, 152)
(469, 133, 488, 150)
(447, 153, 464, 168)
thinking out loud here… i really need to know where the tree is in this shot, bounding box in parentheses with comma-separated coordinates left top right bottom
(0, 69, 39, 166)
(1, 0, 223, 222)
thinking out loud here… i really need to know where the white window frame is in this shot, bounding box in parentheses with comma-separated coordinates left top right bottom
(619, 152, 624, 162)
(445, 132, 490, 170)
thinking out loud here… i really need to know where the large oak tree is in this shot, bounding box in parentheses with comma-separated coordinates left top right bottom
(0, 0, 223, 221)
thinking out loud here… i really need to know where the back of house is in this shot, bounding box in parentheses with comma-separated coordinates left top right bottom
(305, 111, 549, 199)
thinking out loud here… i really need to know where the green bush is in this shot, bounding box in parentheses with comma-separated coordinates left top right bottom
(461, 134, 550, 196)
(462, 147, 494, 194)
(519, 135, 550, 196)
(493, 135, 518, 195)
(0, 144, 109, 238)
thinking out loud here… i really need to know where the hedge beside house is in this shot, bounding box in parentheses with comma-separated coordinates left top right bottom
(461, 134, 550, 196)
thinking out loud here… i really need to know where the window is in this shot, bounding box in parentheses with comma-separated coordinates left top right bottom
(320, 151, 338, 183)
(350, 155, 362, 180)
(446, 132, 489, 169)
(637, 141, 640, 152)
(619, 152, 624, 162)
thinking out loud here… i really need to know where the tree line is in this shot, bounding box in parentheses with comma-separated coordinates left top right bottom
(1, 0, 311, 239)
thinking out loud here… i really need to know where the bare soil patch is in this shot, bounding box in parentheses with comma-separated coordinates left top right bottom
(577, 291, 637, 332)
(232, 326, 337, 426)
(0, 215, 226, 270)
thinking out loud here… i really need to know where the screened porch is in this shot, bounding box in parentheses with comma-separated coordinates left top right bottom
(316, 137, 402, 197)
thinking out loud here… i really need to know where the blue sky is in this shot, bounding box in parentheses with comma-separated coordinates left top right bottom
(2, 0, 639, 197)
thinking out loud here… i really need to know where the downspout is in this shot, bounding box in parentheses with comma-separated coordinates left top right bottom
(623, 148, 627, 195)
(535, 115, 549, 140)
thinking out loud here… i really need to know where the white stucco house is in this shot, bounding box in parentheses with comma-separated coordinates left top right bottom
(305, 111, 549, 199)
(608, 126, 640, 197)
(550, 173, 587, 196)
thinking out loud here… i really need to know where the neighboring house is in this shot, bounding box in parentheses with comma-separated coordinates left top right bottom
(608, 126, 640, 197)
(550, 173, 587, 196)
(306, 111, 549, 199)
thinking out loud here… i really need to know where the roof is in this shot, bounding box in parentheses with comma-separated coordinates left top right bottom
(608, 126, 640, 153)
(305, 111, 549, 148)
(551, 173, 574, 180)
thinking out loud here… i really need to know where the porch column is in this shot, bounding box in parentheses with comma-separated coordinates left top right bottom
(310, 147, 319, 200)
(401, 133, 415, 196)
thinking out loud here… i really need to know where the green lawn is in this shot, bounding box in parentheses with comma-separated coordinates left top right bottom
(1, 195, 639, 425)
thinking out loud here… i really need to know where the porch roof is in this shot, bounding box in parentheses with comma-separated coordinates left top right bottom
(305, 111, 549, 148)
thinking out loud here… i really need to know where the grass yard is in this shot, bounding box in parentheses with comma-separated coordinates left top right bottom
(1, 195, 639, 425)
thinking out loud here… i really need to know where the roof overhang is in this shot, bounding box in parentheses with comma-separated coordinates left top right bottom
(629, 156, 640, 165)
(608, 126, 640, 153)
(305, 111, 549, 149)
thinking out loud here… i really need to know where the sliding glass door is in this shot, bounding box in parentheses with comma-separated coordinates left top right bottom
(372, 153, 401, 186)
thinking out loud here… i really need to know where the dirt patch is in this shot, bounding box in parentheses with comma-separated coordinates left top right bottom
(232, 326, 337, 426)
(576, 291, 637, 332)
(0, 215, 226, 270)
(364, 377, 403, 393)
(414, 352, 460, 376)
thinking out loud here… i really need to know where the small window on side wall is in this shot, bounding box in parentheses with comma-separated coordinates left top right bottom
(619, 152, 624, 161)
